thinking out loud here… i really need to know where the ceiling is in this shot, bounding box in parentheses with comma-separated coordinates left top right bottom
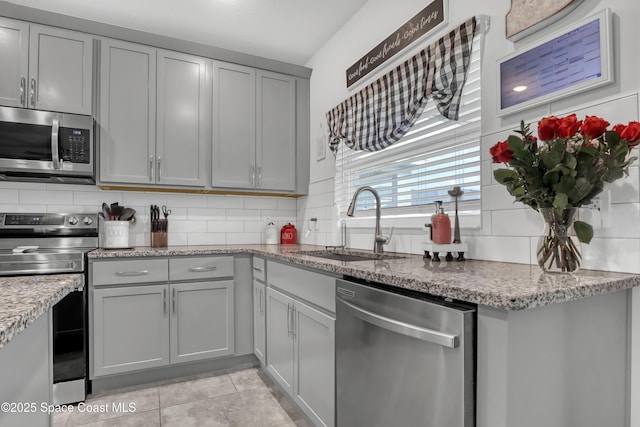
(6, 0, 369, 66)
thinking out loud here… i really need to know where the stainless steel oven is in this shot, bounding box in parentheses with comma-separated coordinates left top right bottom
(0, 106, 95, 184)
(0, 212, 98, 404)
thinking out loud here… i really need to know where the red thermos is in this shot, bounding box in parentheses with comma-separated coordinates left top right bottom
(280, 223, 297, 244)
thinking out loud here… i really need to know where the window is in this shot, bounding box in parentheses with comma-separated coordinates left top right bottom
(334, 32, 482, 227)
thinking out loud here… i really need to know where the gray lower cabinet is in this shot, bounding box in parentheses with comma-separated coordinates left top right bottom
(253, 279, 266, 365)
(93, 284, 170, 376)
(91, 256, 235, 378)
(266, 280, 335, 427)
(170, 280, 234, 364)
(0, 314, 51, 427)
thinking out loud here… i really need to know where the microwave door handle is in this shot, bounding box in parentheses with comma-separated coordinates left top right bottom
(51, 118, 61, 169)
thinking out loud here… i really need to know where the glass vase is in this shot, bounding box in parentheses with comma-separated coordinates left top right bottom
(536, 207, 581, 273)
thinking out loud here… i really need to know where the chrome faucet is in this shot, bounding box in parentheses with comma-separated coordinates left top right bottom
(346, 186, 393, 254)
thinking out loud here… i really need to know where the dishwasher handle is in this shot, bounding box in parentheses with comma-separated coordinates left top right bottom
(337, 295, 459, 348)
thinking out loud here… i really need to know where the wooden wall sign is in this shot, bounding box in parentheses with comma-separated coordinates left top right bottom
(345, 0, 446, 88)
(506, 0, 584, 41)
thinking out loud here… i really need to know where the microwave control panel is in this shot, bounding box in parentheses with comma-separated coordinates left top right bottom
(60, 127, 91, 164)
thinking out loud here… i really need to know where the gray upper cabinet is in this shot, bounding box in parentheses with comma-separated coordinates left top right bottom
(99, 39, 157, 184)
(0, 17, 92, 114)
(99, 40, 210, 187)
(156, 50, 211, 187)
(212, 62, 297, 193)
(256, 70, 296, 192)
(212, 62, 256, 189)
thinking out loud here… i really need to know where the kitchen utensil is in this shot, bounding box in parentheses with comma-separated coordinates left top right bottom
(162, 205, 171, 219)
(110, 203, 124, 220)
(102, 203, 111, 220)
(119, 208, 136, 221)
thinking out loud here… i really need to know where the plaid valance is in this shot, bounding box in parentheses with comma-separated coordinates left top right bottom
(327, 16, 477, 153)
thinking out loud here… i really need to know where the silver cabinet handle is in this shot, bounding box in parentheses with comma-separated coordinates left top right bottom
(30, 77, 36, 107)
(336, 296, 459, 348)
(163, 288, 167, 315)
(149, 156, 154, 181)
(287, 303, 291, 336)
(115, 270, 149, 276)
(157, 156, 162, 180)
(51, 118, 60, 169)
(19, 77, 26, 106)
(250, 162, 255, 187)
(188, 266, 217, 272)
(172, 287, 176, 314)
(257, 165, 262, 188)
(291, 305, 296, 338)
(260, 288, 264, 314)
(252, 266, 263, 273)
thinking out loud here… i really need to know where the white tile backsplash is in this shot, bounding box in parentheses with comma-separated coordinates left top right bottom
(1, 182, 296, 246)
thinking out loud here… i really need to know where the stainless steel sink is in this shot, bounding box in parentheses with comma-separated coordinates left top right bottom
(295, 250, 405, 262)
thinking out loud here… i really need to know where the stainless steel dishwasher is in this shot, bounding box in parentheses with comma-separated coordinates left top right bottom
(336, 278, 476, 427)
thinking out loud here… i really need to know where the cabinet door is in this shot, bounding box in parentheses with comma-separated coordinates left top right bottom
(212, 61, 256, 189)
(157, 50, 211, 187)
(256, 70, 296, 192)
(253, 279, 266, 365)
(99, 39, 156, 184)
(0, 18, 29, 108)
(29, 24, 93, 114)
(294, 300, 335, 427)
(93, 285, 169, 377)
(266, 287, 294, 395)
(170, 280, 234, 364)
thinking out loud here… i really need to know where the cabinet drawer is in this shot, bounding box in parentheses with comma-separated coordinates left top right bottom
(252, 257, 266, 282)
(92, 259, 168, 286)
(169, 256, 233, 281)
(267, 261, 336, 313)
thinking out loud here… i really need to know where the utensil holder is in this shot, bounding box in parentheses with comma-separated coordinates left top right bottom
(151, 219, 168, 247)
(102, 221, 130, 249)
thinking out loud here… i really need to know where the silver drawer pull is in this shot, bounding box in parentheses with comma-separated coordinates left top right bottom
(188, 266, 218, 272)
(115, 270, 149, 276)
(252, 267, 264, 272)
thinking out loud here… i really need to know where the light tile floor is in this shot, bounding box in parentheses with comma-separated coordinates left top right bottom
(53, 368, 310, 427)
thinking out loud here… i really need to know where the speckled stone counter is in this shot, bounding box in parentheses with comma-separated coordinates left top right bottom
(88, 245, 640, 311)
(0, 274, 83, 349)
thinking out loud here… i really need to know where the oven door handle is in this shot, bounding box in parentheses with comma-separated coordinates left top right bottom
(337, 295, 458, 348)
(51, 118, 61, 169)
(115, 270, 149, 277)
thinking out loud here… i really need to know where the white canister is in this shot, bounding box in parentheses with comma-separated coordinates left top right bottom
(102, 221, 130, 248)
(265, 222, 278, 244)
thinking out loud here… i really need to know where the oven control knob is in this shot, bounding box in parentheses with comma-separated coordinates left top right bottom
(82, 216, 93, 225)
(68, 216, 79, 225)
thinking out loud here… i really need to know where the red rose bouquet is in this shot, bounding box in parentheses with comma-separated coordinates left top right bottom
(490, 114, 639, 271)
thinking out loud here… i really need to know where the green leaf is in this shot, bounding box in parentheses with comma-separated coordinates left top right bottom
(557, 175, 576, 194)
(507, 135, 524, 152)
(542, 170, 560, 186)
(605, 130, 620, 148)
(494, 169, 518, 184)
(564, 153, 577, 170)
(553, 193, 568, 209)
(574, 220, 594, 244)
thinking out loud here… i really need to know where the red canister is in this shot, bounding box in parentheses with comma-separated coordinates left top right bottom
(280, 223, 297, 244)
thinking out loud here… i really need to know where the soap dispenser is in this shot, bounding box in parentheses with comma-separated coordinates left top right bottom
(431, 201, 452, 244)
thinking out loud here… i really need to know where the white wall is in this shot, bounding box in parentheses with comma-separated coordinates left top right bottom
(299, 0, 640, 274)
(0, 182, 296, 246)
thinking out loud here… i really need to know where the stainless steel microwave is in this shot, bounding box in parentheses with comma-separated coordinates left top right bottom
(0, 106, 95, 184)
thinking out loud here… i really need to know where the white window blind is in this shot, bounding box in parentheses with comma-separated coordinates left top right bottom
(334, 33, 482, 224)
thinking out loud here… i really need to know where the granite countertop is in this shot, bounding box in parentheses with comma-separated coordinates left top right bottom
(0, 274, 83, 349)
(89, 244, 640, 311)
